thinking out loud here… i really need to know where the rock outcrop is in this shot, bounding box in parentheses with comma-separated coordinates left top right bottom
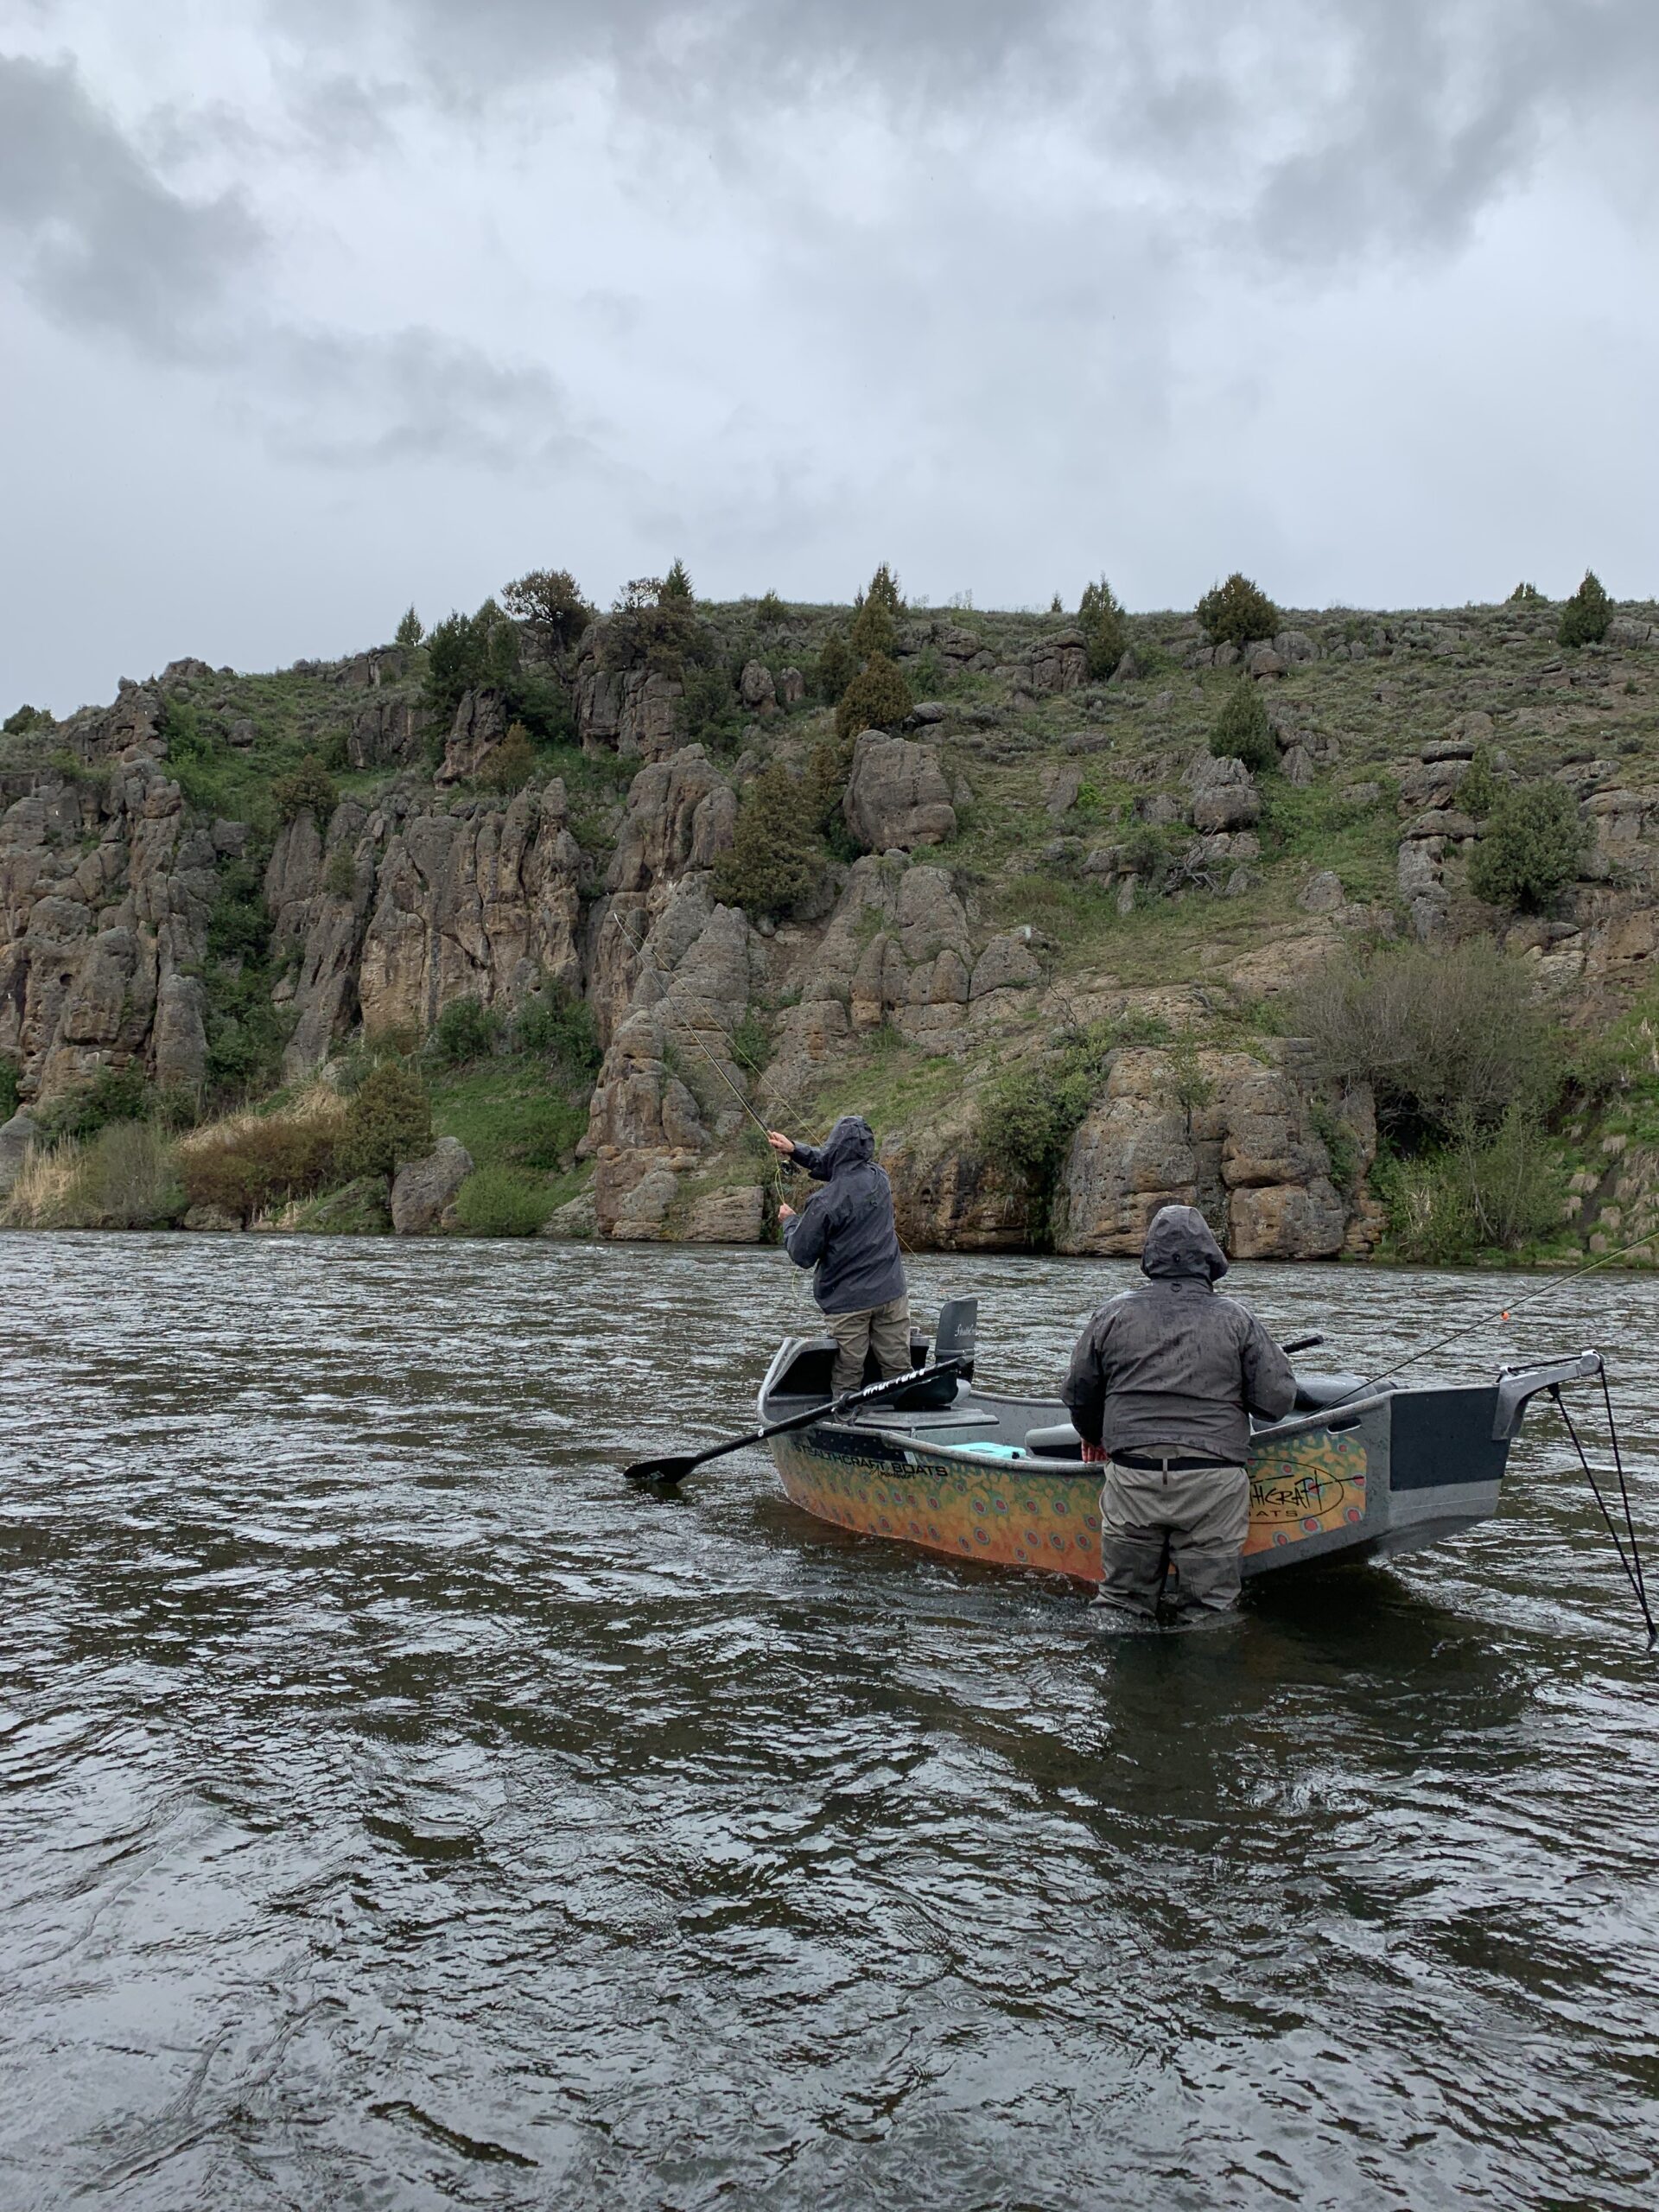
(391, 1137, 474, 1234)
(1053, 1044, 1376, 1261)
(842, 733, 957, 851)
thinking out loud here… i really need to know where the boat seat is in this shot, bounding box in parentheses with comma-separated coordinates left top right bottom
(1291, 1373, 1365, 1413)
(1025, 1421, 1083, 1459)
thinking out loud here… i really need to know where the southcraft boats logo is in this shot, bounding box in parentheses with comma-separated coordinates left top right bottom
(1244, 1431, 1369, 1554)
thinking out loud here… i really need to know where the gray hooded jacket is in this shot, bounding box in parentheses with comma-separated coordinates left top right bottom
(782, 1116, 907, 1315)
(1061, 1205, 1295, 1464)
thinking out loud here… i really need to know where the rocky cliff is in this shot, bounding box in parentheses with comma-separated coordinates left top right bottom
(5, 588, 1659, 1258)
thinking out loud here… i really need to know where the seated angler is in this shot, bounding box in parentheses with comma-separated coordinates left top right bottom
(1062, 1204, 1295, 1622)
(767, 1116, 909, 1395)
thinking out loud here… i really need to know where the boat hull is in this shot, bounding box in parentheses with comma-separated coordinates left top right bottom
(766, 1385, 1503, 1585)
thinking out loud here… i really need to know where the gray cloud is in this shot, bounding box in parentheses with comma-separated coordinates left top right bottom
(0, 50, 583, 470)
(267, 0, 1659, 264)
(0, 54, 264, 354)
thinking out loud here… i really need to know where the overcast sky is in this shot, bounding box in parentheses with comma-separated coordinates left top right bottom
(3, 0, 1657, 715)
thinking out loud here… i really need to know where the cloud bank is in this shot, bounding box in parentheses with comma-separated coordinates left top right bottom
(2, 2, 1656, 709)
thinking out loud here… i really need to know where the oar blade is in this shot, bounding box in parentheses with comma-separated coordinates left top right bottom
(623, 1453, 700, 1491)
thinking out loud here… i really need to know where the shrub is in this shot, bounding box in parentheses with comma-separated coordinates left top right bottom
(499, 569, 594, 655)
(207, 860, 272, 963)
(512, 986, 601, 1071)
(1457, 745, 1499, 818)
(756, 589, 785, 625)
(1381, 1104, 1566, 1262)
(423, 598, 524, 719)
(1, 1141, 89, 1230)
(1078, 577, 1127, 678)
(712, 764, 827, 920)
(976, 1025, 1118, 1243)
(180, 1116, 340, 1222)
(429, 995, 502, 1067)
(271, 753, 338, 824)
(1208, 679, 1277, 774)
(452, 1166, 550, 1236)
(1469, 782, 1587, 912)
(1558, 569, 1611, 649)
(1290, 938, 1562, 1149)
(322, 844, 357, 899)
(849, 594, 897, 662)
(338, 1060, 433, 1178)
(602, 578, 709, 680)
(1198, 572, 1281, 647)
(36, 1064, 152, 1141)
(0, 1054, 19, 1121)
(481, 723, 536, 793)
(82, 1121, 183, 1229)
(3, 703, 50, 736)
(816, 632, 853, 702)
(835, 651, 912, 742)
(683, 664, 736, 744)
(661, 558, 694, 601)
(1508, 582, 1545, 605)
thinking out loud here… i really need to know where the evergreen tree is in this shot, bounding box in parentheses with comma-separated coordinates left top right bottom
(1208, 680, 1277, 775)
(394, 606, 424, 647)
(712, 765, 825, 919)
(1558, 570, 1611, 648)
(1470, 783, 1587, 910)
(1198, 572, 1281, 647)
(836, 651, 912, 741)
(816, 631, 853, 702)
(1077, 576, 1128, 678)
(661, 558, 695, 601)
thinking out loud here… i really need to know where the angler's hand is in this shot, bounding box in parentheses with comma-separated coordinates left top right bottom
(778, 1202, 796, 1222)
(766, 1130, 795, 1156)
(1080, 1440, 1108, 1464)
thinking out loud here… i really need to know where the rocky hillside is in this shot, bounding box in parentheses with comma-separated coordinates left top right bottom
(4, 580, 1659, 1260)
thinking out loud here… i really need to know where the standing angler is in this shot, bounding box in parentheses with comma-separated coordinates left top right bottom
(767, 1116, 910, 1395)
(1062, 1205, 1295, 1622)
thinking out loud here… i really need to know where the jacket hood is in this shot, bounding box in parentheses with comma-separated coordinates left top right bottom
(1141, 1204, 1229, 1283)
(820, 1114, 875, 1172)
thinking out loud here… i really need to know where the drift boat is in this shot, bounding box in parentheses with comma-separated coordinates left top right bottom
(757, 1298, 1605, 1584)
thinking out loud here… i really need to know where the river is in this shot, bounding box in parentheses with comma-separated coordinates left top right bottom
(1, 1234, 1656, 2209)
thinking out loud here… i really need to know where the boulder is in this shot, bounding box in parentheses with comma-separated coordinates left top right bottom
(683, 1184, 766, 1243)
(1298, 870, 1345, 913)
(539, 1190, 598, 1239)
(969, 933, 1044, 998)
(1243, 642, 1286, 677)
(739, 660, 778, 715)
(1191, 772, 1262, 835)
(183, 1203, 243, 1232)
(780, 667, 806, 706)
(842, 732, 957, 851)
(1607, 617, 1658, 649)
(1280, 744, 1316, 785)
(390, 1136, 474, 1234)
(0, 1110, 40, 1197)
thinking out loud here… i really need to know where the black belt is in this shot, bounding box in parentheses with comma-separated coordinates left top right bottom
(1110, 1449, 1237, 1473)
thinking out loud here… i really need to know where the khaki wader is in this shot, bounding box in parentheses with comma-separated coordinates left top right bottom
(824, 1295, 912, 1395)
(1099, 1457, 1249, 1617)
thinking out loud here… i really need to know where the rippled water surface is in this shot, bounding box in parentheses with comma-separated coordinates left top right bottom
(3, 1232, 1658, 2210)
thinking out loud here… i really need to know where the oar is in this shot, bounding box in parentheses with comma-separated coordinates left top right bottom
(624, 1358, 963, 1493)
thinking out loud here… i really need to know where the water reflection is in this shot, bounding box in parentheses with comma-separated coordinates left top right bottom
(1, 1231, 1656, 2209)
